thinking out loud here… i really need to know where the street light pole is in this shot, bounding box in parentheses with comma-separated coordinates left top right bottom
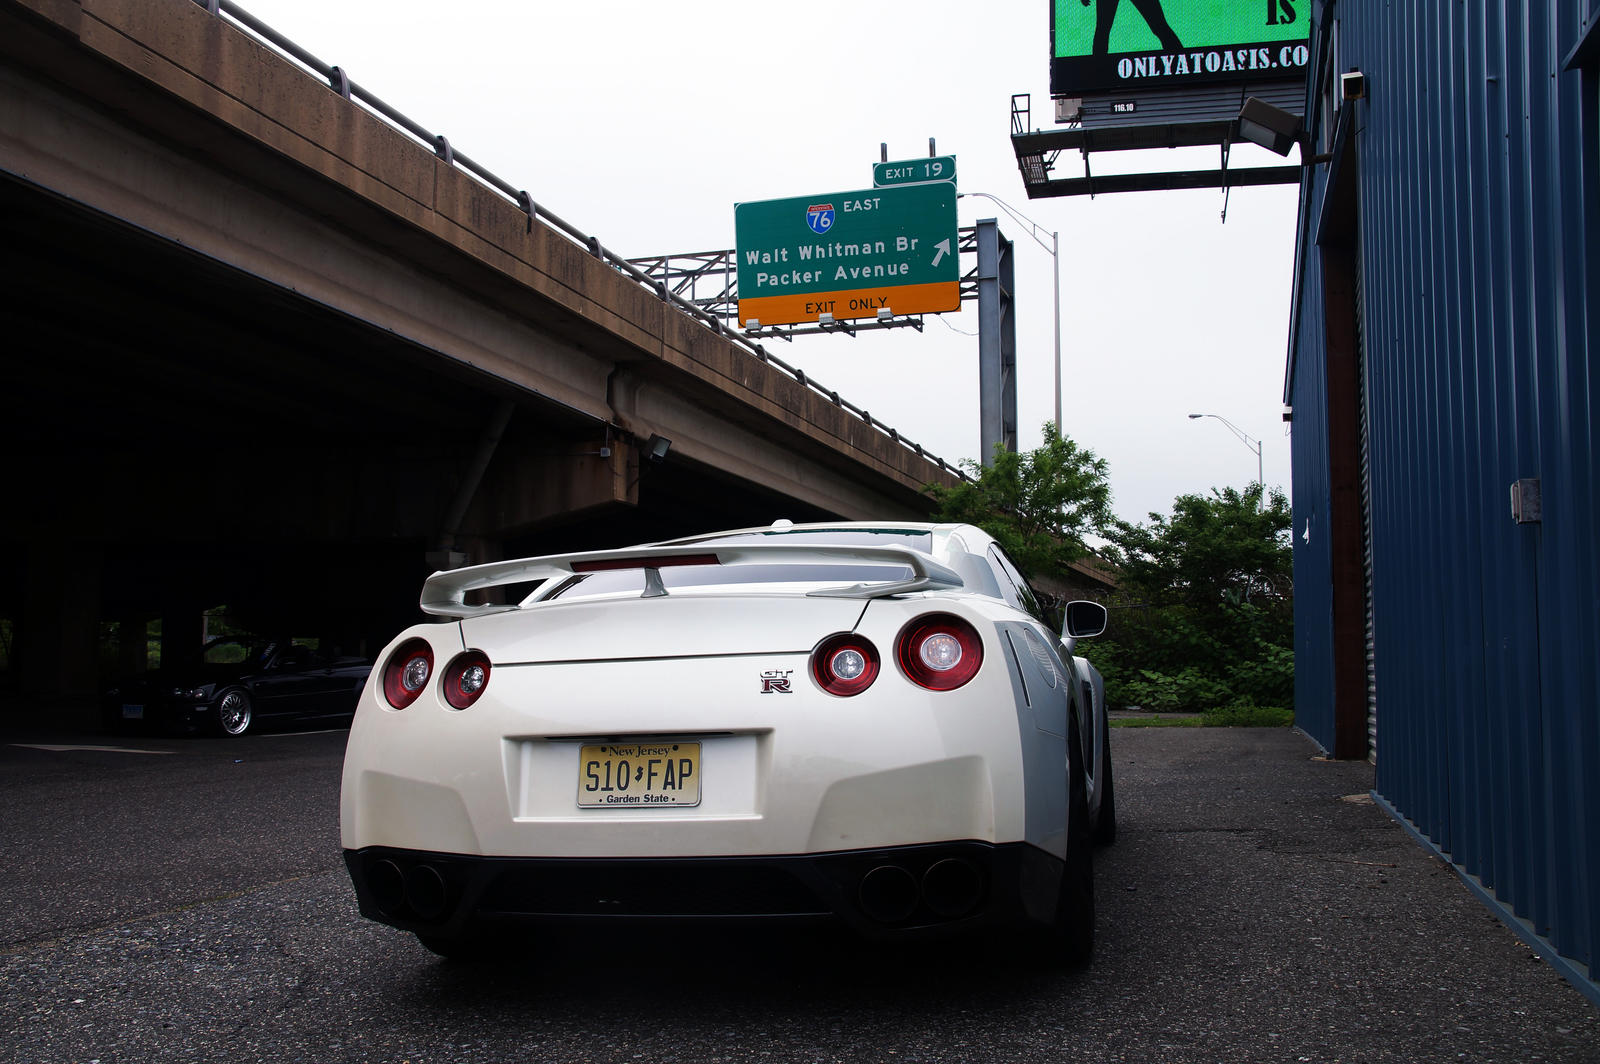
(1051, 229, 1061, 434)
(1188, 412, 1264, 489)
(959, 192, 1062, 433)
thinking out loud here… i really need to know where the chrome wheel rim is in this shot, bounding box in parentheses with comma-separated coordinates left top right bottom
(218, 690, 251, 735)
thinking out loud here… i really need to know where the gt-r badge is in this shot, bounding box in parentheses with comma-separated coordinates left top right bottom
(760, 669, 794, 694)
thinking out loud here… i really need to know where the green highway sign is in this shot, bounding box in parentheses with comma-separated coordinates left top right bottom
(734, 182, 959, 327)
(873, 155, 957, 188)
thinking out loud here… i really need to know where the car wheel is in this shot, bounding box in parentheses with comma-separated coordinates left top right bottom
(211, 688, 253, 737)
(1043, 721, 1095, 966)
(1091, 708, 1117, 846)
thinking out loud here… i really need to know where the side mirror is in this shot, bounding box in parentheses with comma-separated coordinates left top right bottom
(1063, 600, 1108, 640)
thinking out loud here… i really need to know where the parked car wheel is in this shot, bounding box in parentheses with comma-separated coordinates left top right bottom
(212, 688, 253, 736)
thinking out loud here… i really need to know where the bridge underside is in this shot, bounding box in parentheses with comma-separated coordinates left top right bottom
(0, 177, 837, 715)
(0, 0, 959, 721)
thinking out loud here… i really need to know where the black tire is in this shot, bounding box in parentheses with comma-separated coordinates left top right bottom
(1092, 707, 1118, 846)
(1044, 720, 1095, 966)
(211, 688, 252, 737)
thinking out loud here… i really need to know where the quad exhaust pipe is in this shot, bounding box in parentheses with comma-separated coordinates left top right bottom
(366, 856, 451, 923)
(857, 858, 982, 924)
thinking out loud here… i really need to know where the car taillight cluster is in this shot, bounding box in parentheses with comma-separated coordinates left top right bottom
(811, 633, 880, 696)
(897, 614, 984, 691)
(381, 640, 492, 710)
(382, 639, 433, 709)
(810, 613, 984, 697)
(442, 650, 492, 709)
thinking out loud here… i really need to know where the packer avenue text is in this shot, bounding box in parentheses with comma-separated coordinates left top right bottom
(745, 236, 923, 290)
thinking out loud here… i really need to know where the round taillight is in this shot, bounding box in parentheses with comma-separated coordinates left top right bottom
(896, 614, 984, 691)
(382, 638, 434, 709)
(442, 651, 492, 710)
(811, 633, 880, 696)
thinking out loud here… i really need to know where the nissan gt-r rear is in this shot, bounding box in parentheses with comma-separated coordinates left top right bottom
(340, 523, 1113, 963)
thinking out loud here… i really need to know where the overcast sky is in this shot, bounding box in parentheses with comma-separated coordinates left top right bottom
(235, 0, 1299, 524)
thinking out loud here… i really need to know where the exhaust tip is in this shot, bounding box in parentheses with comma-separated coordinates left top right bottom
(368, 858, 406, 917)
(858, 865, 920, 924)
(922, 858, 982, 919)
(405, 863, 450, 922)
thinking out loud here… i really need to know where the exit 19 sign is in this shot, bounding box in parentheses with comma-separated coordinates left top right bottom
(734, 182, 959, 327)
(873, 155, 956, 187)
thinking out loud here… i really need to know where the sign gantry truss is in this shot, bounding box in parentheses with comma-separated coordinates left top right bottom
(633, 222, 1015, 464)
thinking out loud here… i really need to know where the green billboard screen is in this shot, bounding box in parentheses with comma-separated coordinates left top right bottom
(1051, 0, 1309, 97)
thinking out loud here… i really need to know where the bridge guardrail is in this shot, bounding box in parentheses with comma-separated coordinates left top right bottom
(201, 0, 968, 482)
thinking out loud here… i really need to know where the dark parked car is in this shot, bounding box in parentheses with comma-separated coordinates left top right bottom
(105, 637, 372, 737)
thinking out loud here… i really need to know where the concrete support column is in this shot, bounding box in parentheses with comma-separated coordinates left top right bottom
(16, 542, 103, 727)
(159, 606, 206, 676)
(469, 441, 637, 539)
(117, 616, 150, 676)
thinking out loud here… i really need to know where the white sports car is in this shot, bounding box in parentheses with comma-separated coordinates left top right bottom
(340, 521, 1115, 962)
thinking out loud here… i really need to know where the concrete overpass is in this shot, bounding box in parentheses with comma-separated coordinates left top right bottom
(0, 0, 962, 716)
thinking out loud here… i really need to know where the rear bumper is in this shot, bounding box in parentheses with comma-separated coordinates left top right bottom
(343, 840, 1065, 943)
(101, 694, 207, 732)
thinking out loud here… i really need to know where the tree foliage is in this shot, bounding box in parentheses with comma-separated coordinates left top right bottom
(924, 422, 1113, 577)
(1094, 484, 1295, 712)
(923, 433, 1293, 714)
(1108, 484, 1293, 619)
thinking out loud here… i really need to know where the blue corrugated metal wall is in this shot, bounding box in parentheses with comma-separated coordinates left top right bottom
(1288, 260, 1334, 748)
(1288, 0, 1600, 989)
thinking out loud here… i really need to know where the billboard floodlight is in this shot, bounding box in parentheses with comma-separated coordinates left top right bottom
(1237, 96, 1303, 157)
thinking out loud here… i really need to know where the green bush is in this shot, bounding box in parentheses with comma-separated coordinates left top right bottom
(1091, 602, 1292, 713)
(1118, 666, 1233, 713)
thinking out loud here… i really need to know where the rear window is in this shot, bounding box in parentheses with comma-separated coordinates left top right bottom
(531, 528, 933, 604)
(682, 528, 934, 552)
(541, 561, 914, 602)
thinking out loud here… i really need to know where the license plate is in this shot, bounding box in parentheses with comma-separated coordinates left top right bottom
(577, 742, 701, 808)
(121, 704, 144, 720)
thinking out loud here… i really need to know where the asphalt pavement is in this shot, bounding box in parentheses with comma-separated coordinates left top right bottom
(0, 721, 1594, 1063)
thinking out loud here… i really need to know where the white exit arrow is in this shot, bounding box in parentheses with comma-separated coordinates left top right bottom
(930, 238, 950, 268)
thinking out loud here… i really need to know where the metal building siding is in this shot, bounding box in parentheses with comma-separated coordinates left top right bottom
(1289, 255, 1336, 750)
(1289, 1, 1599, 984)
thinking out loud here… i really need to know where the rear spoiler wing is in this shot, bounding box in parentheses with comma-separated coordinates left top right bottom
(419, 543, 964, 619)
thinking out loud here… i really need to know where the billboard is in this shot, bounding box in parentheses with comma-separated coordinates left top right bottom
(734, 183, 959, 328)
(1051, 0, 1310, 97)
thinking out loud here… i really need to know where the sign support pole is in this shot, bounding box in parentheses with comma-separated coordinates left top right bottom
(976, 219, 1017, 465)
